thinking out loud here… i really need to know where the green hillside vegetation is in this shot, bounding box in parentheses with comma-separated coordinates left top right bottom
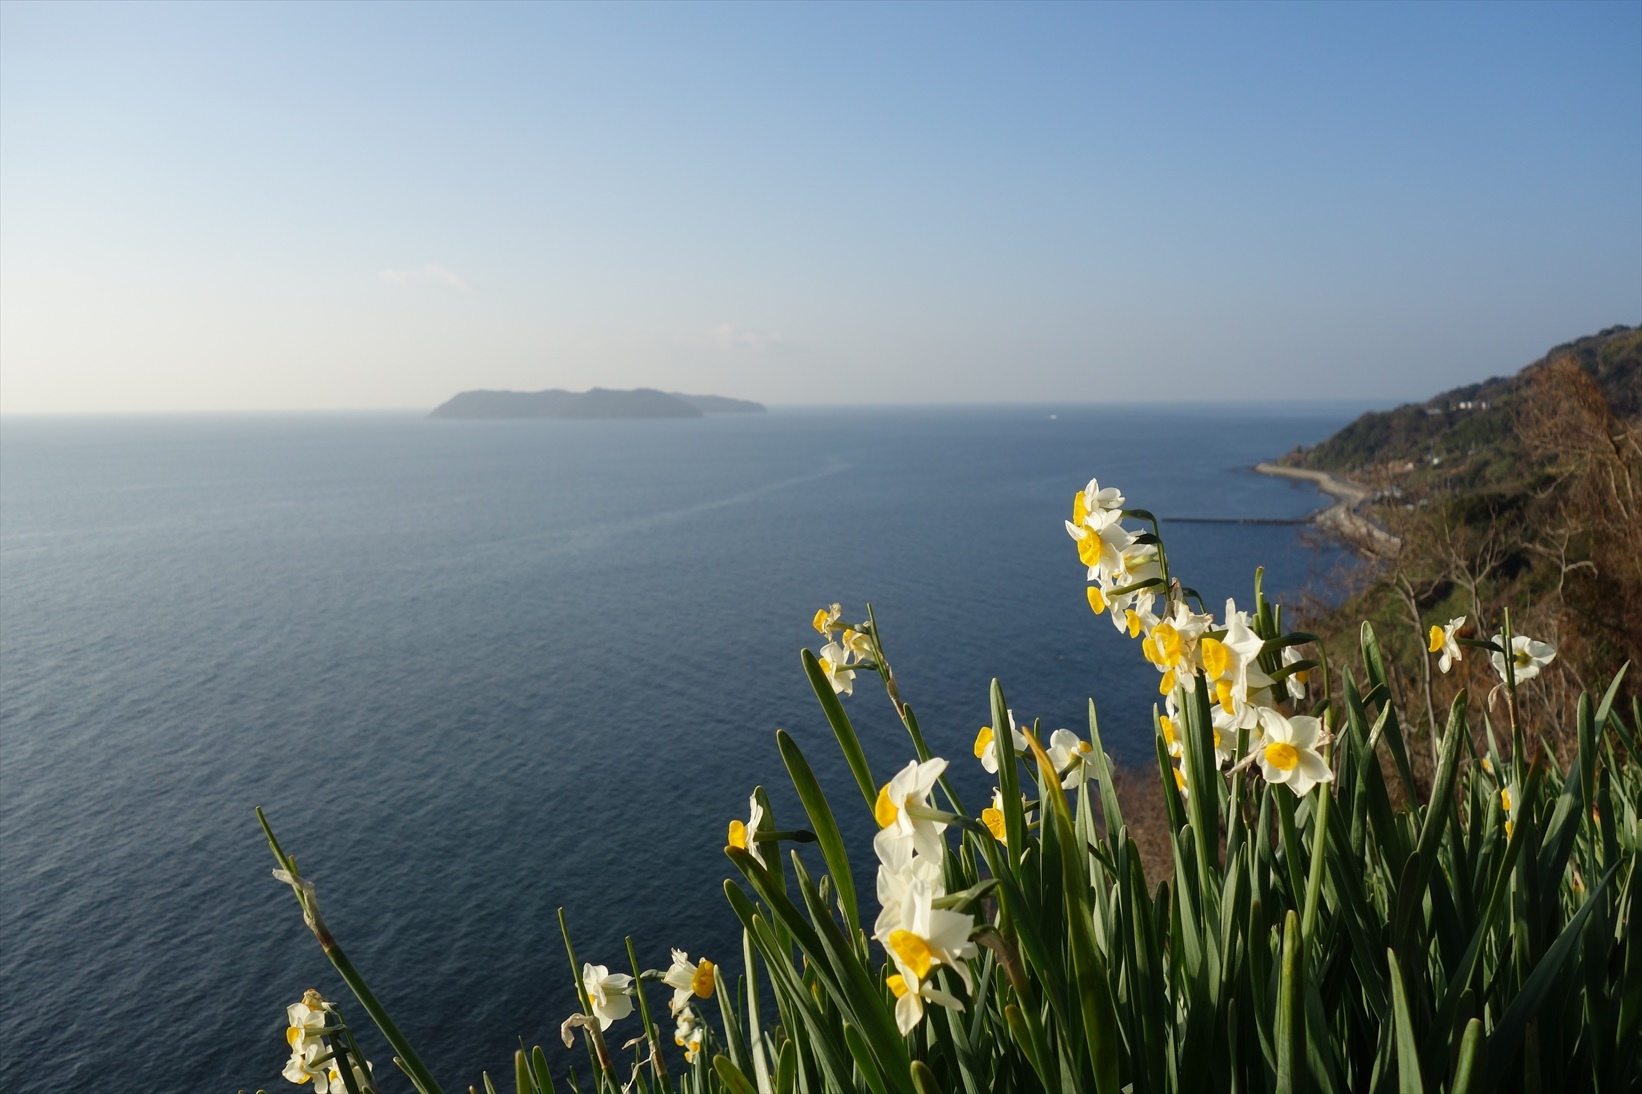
(1288, 325, 1642, 771)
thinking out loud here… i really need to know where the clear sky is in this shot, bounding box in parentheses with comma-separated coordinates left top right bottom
(2, 1, 1638, 412)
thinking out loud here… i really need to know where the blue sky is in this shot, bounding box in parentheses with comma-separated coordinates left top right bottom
(2, 1, 1638, 411)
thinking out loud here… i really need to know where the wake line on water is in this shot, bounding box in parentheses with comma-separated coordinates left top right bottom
(461, 458, 853, 561)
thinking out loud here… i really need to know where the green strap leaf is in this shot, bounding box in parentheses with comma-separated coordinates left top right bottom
(776, 729, 859, 936)
(1276, 910, 1306, 1094)
(1387, 948, 1426, 1093)
(1450, 1019, 1484, 1094)
(712, 1055, 758, 1094)
(1481, 865, 1618, 1089)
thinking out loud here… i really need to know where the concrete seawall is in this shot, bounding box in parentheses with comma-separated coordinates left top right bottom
(1254, 462, 1401, 556)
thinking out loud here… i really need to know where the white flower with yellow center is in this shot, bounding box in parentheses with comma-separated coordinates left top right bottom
(812, 603, 843, 635)
(885, 968, 967, 1036)
(1117, 591, 1160, 638)
(980, 788, 1009, 844)
(877, 875, 977, 1011)
(972, 717, 1029, 775)
(282, 992, 340, 1091)
(1500, 782, 1520, 838)
(873, 758, 950, 862)
(324, 1061, 373, 1094)
(842, 627, 875, 659)
(582, 963, 634, 1030)
(1158, 710, 1183, 759)
(1097, 545, 1163, 634)
(1073, 477, 1126, 523)
(1141, 603, 1213, 694)
(1490, 633, 1556, 685)
(1199, 601, 1274, 729)
(816, 640, 856, 696)
(673, 1006, 706, 1062)
(1067, 507, 1136, 583)
(1045, 728, 1105, 788)
(1280, 645, 1309, 700)
(1254, 708, 1332, 796)
(284, 992, 330, 1057)
(726, 793, 766, 867)
(662, 950, 716, 1016)
(1206, 706, 1244, 768)
(872, 828, 946, 940)
(1427, 617, 1465, 674)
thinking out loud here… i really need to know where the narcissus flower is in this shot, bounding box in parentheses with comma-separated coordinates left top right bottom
(582, 963, 634, 1030)
(662, 950, 715, 1016)
(880, 877, 978, 996)
(1280, 646, 1309, 700)
(842, 627, 875, 659)
(873, 830, 946, 940)
(1045, 728, 1104, 788)
(282, 991, 344, 1091)
(1206, 706, 1243, 768)
(980, 788, 1008, 843)
(727, 794, 766, 867)
(886, 969, 967, 1036)
(1199, 601, 1273, 727)
(1255, 708, 1332, 797)
(1141, 603, 1212, 694)
(1066, 509, 1135, 583)
(1158, 711, 1183, 758)
(973, 719, 1028, 775)
(673, 1007, 706, 1062)
(874, 758, 949, 861)
(284, 991, 330, 1057)
(817, 640, 856, 695)
(1500, 782, 1520, 838)
(812, 603, 843, 634)
(283, 1052, 343, 1092)
(1428, 617, 1465, 674)
(1072, 477, 1126, 522)
(1490, 634, 1556, 685)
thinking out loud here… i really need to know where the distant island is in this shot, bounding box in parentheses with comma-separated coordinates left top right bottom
(429, 387, 765, 420)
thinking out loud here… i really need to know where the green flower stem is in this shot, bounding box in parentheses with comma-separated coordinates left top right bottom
(556, 908, 614, 1086)
(1300, 755, 1333, 946)
(624, 936, 669, 1090)
(255, 809, 444, 1094)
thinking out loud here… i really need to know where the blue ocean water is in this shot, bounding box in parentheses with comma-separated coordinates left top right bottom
(0, 405, 1362, 1091)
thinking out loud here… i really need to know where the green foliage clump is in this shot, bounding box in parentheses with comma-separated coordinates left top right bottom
(253, 487, 1639, 1094)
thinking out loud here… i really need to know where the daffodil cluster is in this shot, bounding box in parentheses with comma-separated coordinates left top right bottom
(662, 950, 715, 1063)
(975, 712, 1104, 841)
(280, 991, 373, 1093)
(870, 757, 977, 1034)
(1069, 479, 1331, 799)
(811, 603, 876, 696)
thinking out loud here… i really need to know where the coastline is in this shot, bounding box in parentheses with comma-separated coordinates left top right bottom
(1254, 462, 1400, 556)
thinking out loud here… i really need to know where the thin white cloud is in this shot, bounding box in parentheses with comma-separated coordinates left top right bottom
(693, 323, 788, 353)
(379, 262, 472, 291)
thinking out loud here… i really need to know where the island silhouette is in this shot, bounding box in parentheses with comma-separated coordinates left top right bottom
(430, 387, 765, 419)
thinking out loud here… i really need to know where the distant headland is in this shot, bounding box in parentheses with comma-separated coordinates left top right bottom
(429, 387, 766, 419)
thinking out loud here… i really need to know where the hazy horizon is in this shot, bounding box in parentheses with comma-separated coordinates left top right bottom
(3, 1, 1638, 414)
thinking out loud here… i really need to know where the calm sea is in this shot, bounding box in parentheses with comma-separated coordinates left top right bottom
(0, 405, 1363, 1091)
